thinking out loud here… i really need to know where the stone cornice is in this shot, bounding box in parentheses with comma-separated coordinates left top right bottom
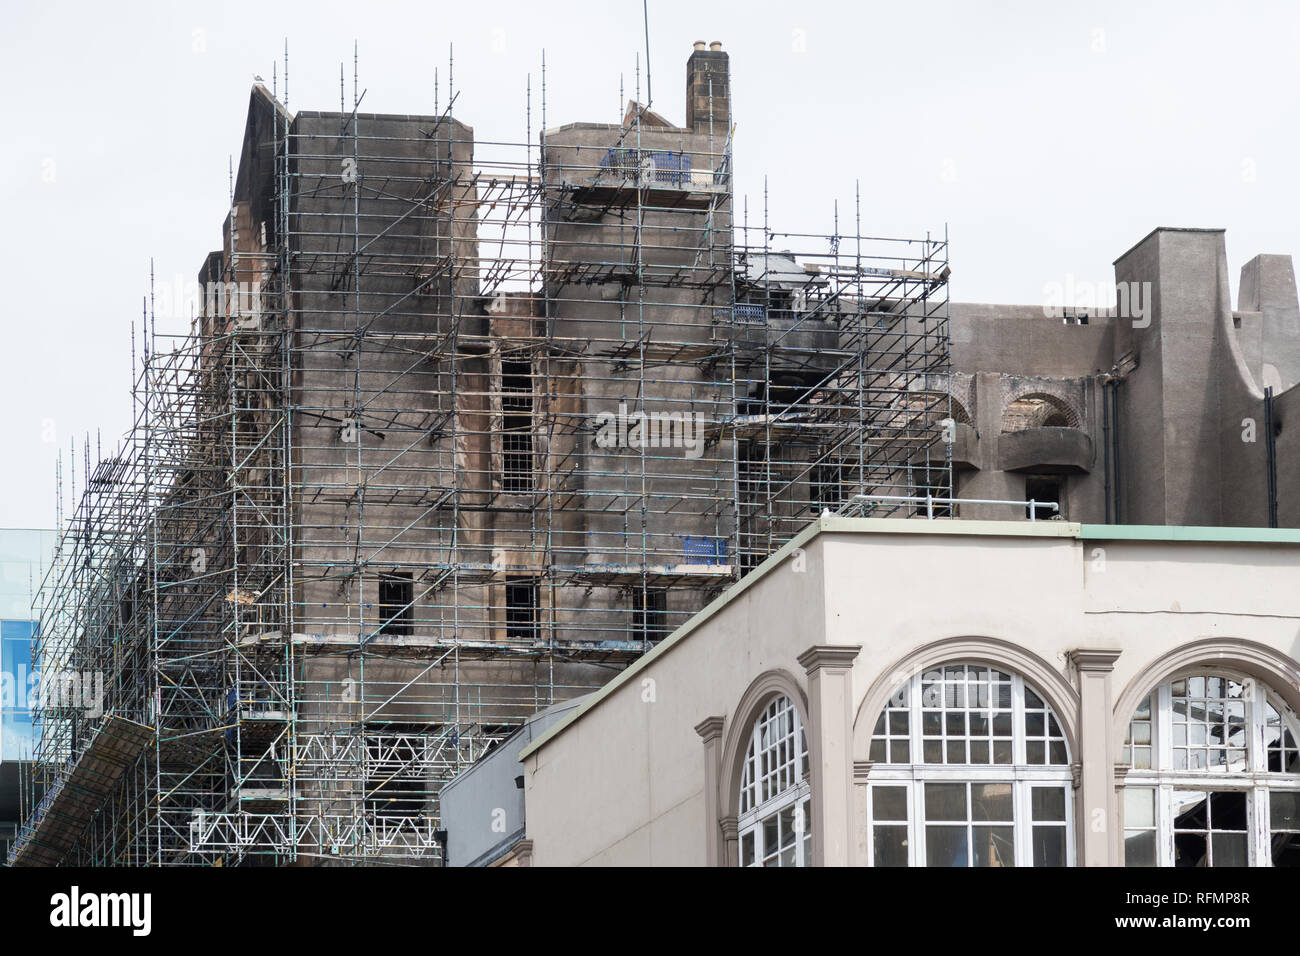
(797, 644, 862, 675)
(694, 715, 725, 742)
(1069, 648, 1122, 674)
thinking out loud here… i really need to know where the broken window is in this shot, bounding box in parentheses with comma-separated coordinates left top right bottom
(378, 571, 413, 636)
(501, 359, 535, 493)
(866, 663, 1073, 867)
(505, 576, 538, 642)
(1122, 673, 1300, 867)
(738, 695, 810, 867)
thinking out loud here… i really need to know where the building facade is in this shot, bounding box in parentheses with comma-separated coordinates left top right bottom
(514, 518, 1300, 866)
(948, 232, 1299, 529)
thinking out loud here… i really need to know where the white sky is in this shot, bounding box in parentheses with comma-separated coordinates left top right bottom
(2, 0, 1298, 529)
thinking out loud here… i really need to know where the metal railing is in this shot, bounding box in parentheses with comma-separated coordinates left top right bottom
(833, 494, 1061, 521)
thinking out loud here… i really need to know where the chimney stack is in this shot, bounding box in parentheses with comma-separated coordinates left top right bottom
(685, 41, 729, 133)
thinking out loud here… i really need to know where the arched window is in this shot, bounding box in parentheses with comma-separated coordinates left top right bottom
(738, 695, 811, 867)
(1121, 671, 1300, 867)
(866, 663, 1074, 867)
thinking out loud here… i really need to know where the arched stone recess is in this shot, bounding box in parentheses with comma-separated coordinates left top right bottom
(851, 636, 1082, 764)
(1111, 638, 1300, 758)
(717, 669, 814, 865)
(1001, 389, 1084, 432)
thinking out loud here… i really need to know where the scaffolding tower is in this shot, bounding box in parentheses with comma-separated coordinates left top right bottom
(11, 49, 949, 866)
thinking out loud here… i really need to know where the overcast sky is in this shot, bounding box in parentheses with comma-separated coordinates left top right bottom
(2, 0, 1298, 530)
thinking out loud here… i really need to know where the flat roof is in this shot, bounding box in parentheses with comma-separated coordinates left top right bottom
(518, 517, 1300, 760)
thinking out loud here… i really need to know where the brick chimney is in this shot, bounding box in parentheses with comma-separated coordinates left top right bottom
(685, 41, 729, 132)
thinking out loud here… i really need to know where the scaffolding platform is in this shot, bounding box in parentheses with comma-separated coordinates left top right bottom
(7, 716, 154, 867)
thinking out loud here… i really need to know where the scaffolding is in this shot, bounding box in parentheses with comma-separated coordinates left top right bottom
(11, 51, 949, 866)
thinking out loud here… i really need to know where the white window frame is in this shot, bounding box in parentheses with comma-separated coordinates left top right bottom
(866, 665, 1075, 867)
(1122, 670, 1300, 867)
(737, 696, 811, 867)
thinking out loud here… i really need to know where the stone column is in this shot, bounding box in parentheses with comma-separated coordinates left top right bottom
(797, 644, 862, 866)
(694, 715, 726, 866)
(720, 816, 739, 867)
(852, 761, 873, 866)
(1069, 648, 1122, 866)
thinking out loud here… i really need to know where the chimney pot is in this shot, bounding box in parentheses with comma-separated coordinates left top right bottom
(693, 41, 706, 52)
(709, 41, 722, 52)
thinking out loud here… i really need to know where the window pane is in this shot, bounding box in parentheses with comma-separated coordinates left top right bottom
(1210, 832, 1248, 867)
(972, 783, 1013, 822)
(1032, 786, 1066, 822)
(873, 825, 909, 867)
(741, 830, 755, 866)
(763, 815, 779, 856)
(1271, 791, 1300, 831)
(872, 786, 908, 822)
(925, 826, 967, 867)
(779, 805, 797, 849)
(973, 826, 1015, 867)
(1124, 829, 1156, 867)
(925, 783, 966, 822)
(1032, 827, 1066, 867)
(1124, 788, 1155, 829)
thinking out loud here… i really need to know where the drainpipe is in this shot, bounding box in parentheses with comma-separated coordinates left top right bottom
(1101, 373, 1122, 525)
(1265, 386, 1278, 528)
(1111, 378, 1122, 524)
(1101, 379, 1112, 524)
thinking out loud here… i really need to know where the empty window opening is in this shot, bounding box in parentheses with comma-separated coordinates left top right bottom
(1025, 477, 1063, 521)
(505, 576, 539, 642)
(913, 468, 952, 517)
(631, 588, 669, 642)
(501, 360, 535, 493)
(378, 571, 414, 636)
(810, 460, 844, 512)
